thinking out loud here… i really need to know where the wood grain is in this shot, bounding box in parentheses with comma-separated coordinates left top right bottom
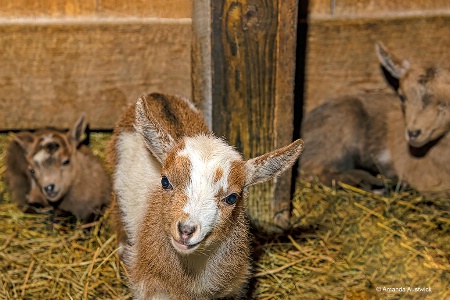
(0, 21, 192, 130)
(191, 0, 212, 128)
(210, 0, 298, 232)
(0, 0, 192, 18)
(309, 0, 450, 18)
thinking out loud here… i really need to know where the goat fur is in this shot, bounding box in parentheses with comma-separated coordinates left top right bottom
(6, 116, 112, 222)
(300, 42, 450, 196)
(108, 93, 303, 299)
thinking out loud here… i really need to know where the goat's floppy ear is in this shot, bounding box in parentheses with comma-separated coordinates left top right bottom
(376, 42, 410, 91)
(244, 139, 304, 187)
(70, 114, 87, 144)
(134, 96, 175, 164)
(14, 132, 35, 154)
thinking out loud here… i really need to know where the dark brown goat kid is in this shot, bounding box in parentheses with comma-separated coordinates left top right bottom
(5, 115, 112, 222)
(300, 43, 450, 196)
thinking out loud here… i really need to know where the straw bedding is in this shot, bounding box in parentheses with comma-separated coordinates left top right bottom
(0, 133, 448, 299)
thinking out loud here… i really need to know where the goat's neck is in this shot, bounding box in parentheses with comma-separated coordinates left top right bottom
(70, 151, 84, 185)
(179, 249, 212, 275)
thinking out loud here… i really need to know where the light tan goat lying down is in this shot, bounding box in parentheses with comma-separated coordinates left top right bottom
(300, 42, 450, 196)
(108, 93, 304, 299)
(6, 116, 112, 222)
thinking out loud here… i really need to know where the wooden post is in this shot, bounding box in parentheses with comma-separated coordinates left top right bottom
(191, 0, 213, 128)
(192, 0, 299, 233)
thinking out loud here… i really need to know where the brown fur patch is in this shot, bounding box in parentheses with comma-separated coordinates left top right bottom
(213, 167, 224, 184)
(418, 67, 437, 85)
(143, 93, 210, 141)
(228, 161, 246, 192)
(163, 141, 192, 190)
(30, 134, 72, 167)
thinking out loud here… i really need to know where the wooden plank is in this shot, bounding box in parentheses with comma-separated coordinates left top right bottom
(209, 0, 298, 233)
(0, 0, 97, 17)
(191, 0, 212, 128)
(0, 20, 192, 130)
(305, 14, 450, 112)
(98, 0, 192, 18)
(310, 0, 450, 18)
(0, 0, 192, 18)
(272, 0, 300, 230)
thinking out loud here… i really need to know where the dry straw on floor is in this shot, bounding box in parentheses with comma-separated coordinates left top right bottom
(0, 134, 448, 299)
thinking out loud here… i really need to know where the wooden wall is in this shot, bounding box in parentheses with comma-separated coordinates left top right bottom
(0, 0, 193, 130)
(0, 0, 192, 18)
(304, 0, 450, 112)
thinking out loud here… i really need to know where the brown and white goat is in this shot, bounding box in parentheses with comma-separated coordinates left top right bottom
(108, 93, 303, 299)
(7, 115, 112, 222)
(300, 42, 450, 196)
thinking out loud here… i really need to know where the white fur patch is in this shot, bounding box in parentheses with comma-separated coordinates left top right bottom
(178, 135, 242, 244)
(150, 293, 170, 300)
(41, 134, 54, 144)
(115, 132, 161, 244)
(33, 149, 50, 165)
(377, 149, 392, 165)
(33, 134, 56, 165)
(135, 287, 170, 300)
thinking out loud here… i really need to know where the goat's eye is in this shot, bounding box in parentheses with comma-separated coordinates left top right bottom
(438, 102, 447, 111)
(62, 159, 70, 166)
(398, 94, 406, 103)
(223, 193, 238, 205)
(161, 176, 172, 190)
(29, 168, 35, 174)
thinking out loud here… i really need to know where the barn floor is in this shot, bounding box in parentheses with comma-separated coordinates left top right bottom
(0, 133, 448, 300)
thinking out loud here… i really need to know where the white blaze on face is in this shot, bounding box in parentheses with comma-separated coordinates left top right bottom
(32, 134, 55, 166)
(33, 149, 50, 166)
(178, 135, 242, 243)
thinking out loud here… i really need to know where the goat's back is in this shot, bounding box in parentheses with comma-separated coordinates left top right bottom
(58, 145, 112, 222)
(5, 134, 34, 209)
(113, 93, 209, 138)
(300, 93, 399, 185)
(108, 93, 209, 166)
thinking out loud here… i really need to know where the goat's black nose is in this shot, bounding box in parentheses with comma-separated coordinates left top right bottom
(408, 130, 421, 140)
(44, 184, 55, 193)
(178, 222, 197, 238)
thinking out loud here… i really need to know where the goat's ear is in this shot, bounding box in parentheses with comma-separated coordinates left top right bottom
(14, 132, 35, 154)
(376, 42, 410, 91)
(134, 96, 175, 164)
(70, 114, 87, 144)
(243, 139, 303, 187)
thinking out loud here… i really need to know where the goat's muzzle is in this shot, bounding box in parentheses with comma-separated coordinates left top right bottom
(43, 184, 60, 201)
(171, 221, 201, 253)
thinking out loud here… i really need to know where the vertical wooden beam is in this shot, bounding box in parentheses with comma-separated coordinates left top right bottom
(193, 0, 299, 232)
(191, 0, 212, 128)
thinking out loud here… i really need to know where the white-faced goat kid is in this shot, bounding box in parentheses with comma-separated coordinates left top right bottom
(300, 42, 450, 196)
(8, 115, 112, 222)
(108, 93, 304, 299)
